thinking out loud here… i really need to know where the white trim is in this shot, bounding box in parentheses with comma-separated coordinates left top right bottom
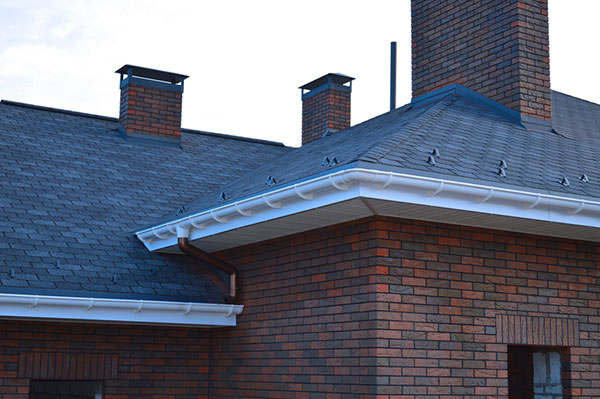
(135, 168, 600, 251)
(0, 293, 243, 327)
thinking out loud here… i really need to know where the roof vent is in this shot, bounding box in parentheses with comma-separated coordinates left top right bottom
(111, 275, 118, 283)
(560, 177, 570, 187)
(218, 192, 227, 202)
(431, 148, 440, 158)
(322, 156, 338, 167)
(176, 205, 186, 215)
(579, 174, 589, 183)
(55, 260, 60, 268)
(427, 154, 436, 166)
(499, 160, 508, 169)
(265, 176, 278, 187)
(497, 167, 506, 177)
(9, 269, 15, 278)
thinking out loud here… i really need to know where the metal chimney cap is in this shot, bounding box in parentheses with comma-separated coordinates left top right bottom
(115, 65, 189, 84)
(299, 73, 355, 91)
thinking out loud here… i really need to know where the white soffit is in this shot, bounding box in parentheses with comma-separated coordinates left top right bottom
(0, 293, 243, 327)
(135, 168, 600, 252)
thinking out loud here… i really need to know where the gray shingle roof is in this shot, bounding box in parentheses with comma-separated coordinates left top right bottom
(0, 100, 290, 303)
(4, 84, 600, 303)
(168, 86, 600, 222)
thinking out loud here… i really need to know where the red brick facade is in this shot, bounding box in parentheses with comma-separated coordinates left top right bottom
(210, 216, 599, 398)
(0, 321, 210, 398)
(302, 88, 351, 145)
(2, 217, 598, 398)
(119, 83, 183, 139)
(411, 0, 552, 120)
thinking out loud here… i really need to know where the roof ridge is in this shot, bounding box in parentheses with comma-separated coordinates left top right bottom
(552, 90, 600, 108)
(1, 99, 288, 148)
(1, 99, 118, 122)
(182, 128, 286, 147)
(360, 95, 459, 163)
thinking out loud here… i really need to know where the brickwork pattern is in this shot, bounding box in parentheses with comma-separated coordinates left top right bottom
(302, 89, 351, 145)
(213, 216, 599, 399)
(0, 322, 210, 399)
(119, 83, 183, 139)
(211, 218, 384, 398)
(412, 0, 552, 120)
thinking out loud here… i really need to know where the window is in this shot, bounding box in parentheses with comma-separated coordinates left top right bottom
(29, 381, 102, 399)
(508, 346, 566, 399)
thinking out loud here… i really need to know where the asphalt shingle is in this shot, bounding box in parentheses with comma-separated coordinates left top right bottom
(0, 100, 290, 303)
(171, 87, 600, 222)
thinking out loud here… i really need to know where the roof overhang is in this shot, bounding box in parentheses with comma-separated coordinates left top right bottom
(0, 293, 243, 327)
(135, 168, 600, 253)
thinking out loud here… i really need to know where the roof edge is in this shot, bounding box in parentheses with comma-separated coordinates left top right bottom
(182, 128, 287, 147)
(135, 167, 600, 252)
(0, 293, 242, 327)
(1, 99, 289, 147)
(1, 100, 118, 122)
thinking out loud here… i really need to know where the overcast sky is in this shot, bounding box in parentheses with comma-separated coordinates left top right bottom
(1, 0, 599, 147)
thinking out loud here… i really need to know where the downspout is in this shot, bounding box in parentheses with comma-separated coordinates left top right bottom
(177, 237, 239, 304)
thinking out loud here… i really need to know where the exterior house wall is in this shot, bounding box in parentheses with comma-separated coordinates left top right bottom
(0, 321, 210, 399)
(212, 216, 600, 399)
(211, 218, 384, 398)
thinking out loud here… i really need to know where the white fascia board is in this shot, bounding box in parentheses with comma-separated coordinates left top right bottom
(135, 168, 600, 251)
(0, 293, 243, 327)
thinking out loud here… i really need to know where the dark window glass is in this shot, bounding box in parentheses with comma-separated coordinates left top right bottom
(30, 381, 100, 399)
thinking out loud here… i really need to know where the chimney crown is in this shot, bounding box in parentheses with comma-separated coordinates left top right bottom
(117, 65, 188, 141)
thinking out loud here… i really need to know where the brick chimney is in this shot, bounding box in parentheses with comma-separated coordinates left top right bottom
(300, 73, 354, 145)
(412, 0, 551, 122)
(116, 65, 188, 140)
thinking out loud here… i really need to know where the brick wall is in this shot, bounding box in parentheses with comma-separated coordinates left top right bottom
(302, 88, 351, 145)
(412, 0, 552, 120)
(119, 83, 183, 139)
(211, 218, 383, 398)
(0, 321, 210, 399)
(213, 216, 600, 398)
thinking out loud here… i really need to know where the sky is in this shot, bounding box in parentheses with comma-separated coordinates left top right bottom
(0, 0, 599, 147)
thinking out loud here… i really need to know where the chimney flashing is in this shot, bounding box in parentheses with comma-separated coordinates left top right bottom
(412, 83, 554, 133)
(116, 125, 182, 148)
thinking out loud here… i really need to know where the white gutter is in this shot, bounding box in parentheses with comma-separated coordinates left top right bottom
(135, 168, 600, 251)
(0, 293, 243, 327)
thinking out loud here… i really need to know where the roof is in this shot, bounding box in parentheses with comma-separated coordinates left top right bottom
(0, 100, 290, 303)
(4, 83, 600, 303)
(162, 85, 600, 220)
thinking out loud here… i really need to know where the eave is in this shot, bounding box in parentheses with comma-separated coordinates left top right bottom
(0, 293, 243, 327)
(135, 168, 600, 253)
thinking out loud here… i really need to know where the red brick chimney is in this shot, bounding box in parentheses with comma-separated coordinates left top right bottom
(116, 65, 188, 140)
(412, 0, 551, 122)
(300, 73, 354, 145)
